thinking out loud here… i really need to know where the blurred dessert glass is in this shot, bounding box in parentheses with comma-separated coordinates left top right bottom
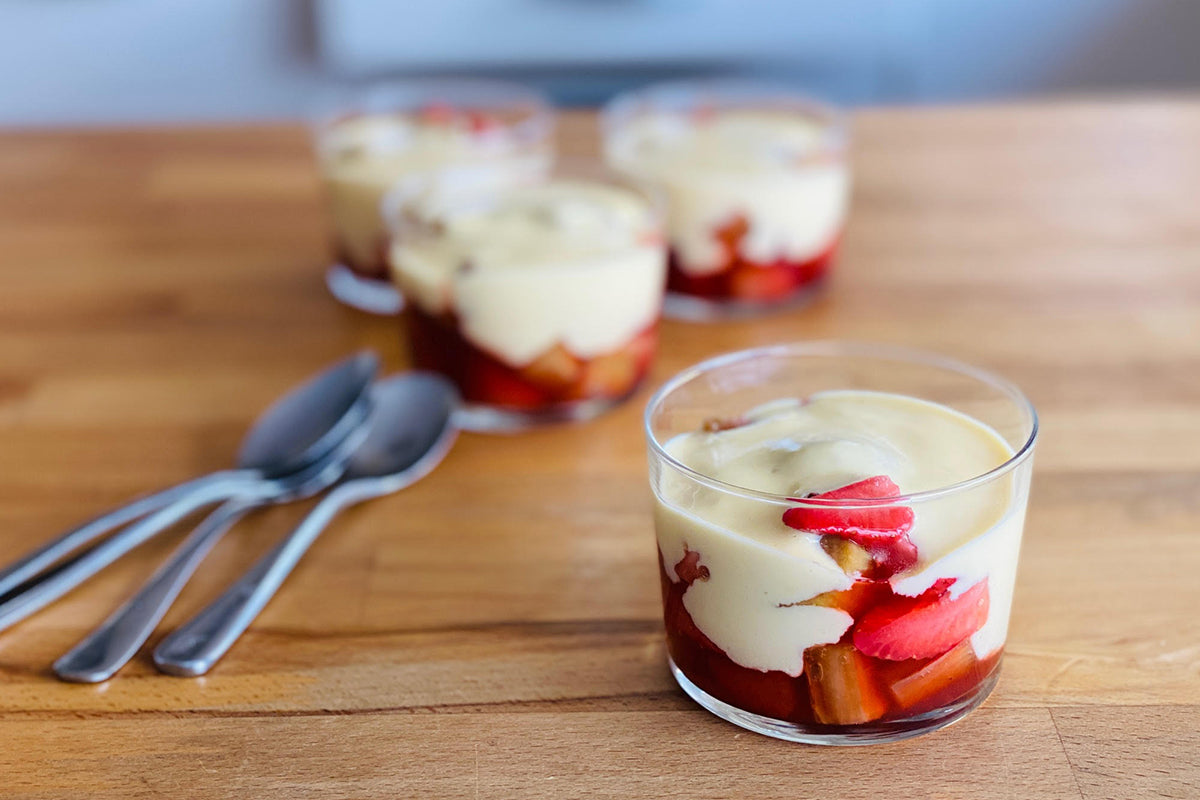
(388, 169, 666, 431)
(604, 81, 849, 320)
(313, 79, 554, 314)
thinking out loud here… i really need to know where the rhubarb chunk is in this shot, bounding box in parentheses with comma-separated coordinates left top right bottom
(803, 643, 890, 725)
(887, 640, 981, 712)
(802, 579, 892, 621)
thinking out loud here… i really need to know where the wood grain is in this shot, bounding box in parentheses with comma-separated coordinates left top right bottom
(1, 103, 1199, 798)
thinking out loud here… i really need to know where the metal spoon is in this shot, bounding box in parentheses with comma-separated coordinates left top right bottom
(52, 414, 370, 683)
(153, 372, 458, 677)
(0, 352, 379, 631)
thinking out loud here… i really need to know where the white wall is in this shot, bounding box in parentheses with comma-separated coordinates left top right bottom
(0, 0, 332, 125)
(1, 0, 1198, 127)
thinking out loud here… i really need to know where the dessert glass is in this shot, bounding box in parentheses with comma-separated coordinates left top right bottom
(644, 342, 1038, 744)
(313, 79, 554, 315)
(388, 170, 667, 432)
(604, 81, 849, 320)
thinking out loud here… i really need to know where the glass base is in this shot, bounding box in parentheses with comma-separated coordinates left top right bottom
(325, 264, 404, 315)
(453, 391, 635, 433)
(663, 279, 825, 322)
(670, 656, 1000, 745)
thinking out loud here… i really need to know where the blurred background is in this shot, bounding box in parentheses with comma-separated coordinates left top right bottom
(2, 0, 1199, 126)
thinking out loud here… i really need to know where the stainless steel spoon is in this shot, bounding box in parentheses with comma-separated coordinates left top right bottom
(153, 372, 458, 677)
(52, 414, 370, 683)
(0, 352, 378, 631)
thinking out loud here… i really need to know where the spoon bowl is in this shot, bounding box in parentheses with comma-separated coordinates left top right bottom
(154, 372, 459, 677)
(238, 351, 378, 478)
(0, 351, 379, 630)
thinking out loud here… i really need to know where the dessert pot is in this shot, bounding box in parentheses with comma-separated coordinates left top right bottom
(605, 81, 849, 320)
(645, 342, 1038, 744)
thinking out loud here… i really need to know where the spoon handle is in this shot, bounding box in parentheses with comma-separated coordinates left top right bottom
(0, 470, 255, 598)
(0, 473, 262, 634)
(52, 497, 264, 683)
(154, 488, 354, 677)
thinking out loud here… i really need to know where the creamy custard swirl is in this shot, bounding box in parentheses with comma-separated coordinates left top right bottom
(655, 391, 1025, 676)
(607, 109, 849, 273)
(320, 114, 550, 273)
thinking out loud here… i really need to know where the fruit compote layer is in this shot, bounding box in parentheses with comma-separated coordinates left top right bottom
(605, 107, 848, 305)
(666, 215, 838, 304)
(320, 105, 550, 280)
(407, 308, 656, 408)
(654, 391, 1027, 727)
(391, 179, 666, 412)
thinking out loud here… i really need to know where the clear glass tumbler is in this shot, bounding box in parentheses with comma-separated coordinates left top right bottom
(644, 342, 1038, 744)
(313, 79, 555, 315)
(604, 81, 850, 321)
(389, 169, 667, 432)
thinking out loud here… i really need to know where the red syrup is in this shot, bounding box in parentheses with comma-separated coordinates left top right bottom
(666, 214, 839, 303)
(658, 551, 1001, 728)
(406, 307, 657, 409)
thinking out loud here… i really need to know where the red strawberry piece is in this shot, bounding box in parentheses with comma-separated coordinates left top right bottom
(853, 578, 990, 661)
(782, 476, 914, 536)
(783, 476, 918, 579)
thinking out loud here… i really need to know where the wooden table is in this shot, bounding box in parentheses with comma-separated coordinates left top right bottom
(1, 104, 1198, 799)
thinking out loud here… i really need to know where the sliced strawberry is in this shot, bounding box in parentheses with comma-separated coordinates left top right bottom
(802, 579, 893, 621)
(782, 476, 915, 537)
(816, 475, 901, 500)
(804, 643, 890, 725)
(783, 476, 917, 579)
(853, 578, 990, 661)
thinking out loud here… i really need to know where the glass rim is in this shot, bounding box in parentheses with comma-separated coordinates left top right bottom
(310, 77, 555, 154)
(643, 341, 1039, 507)
(601, 78, 849, 166)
